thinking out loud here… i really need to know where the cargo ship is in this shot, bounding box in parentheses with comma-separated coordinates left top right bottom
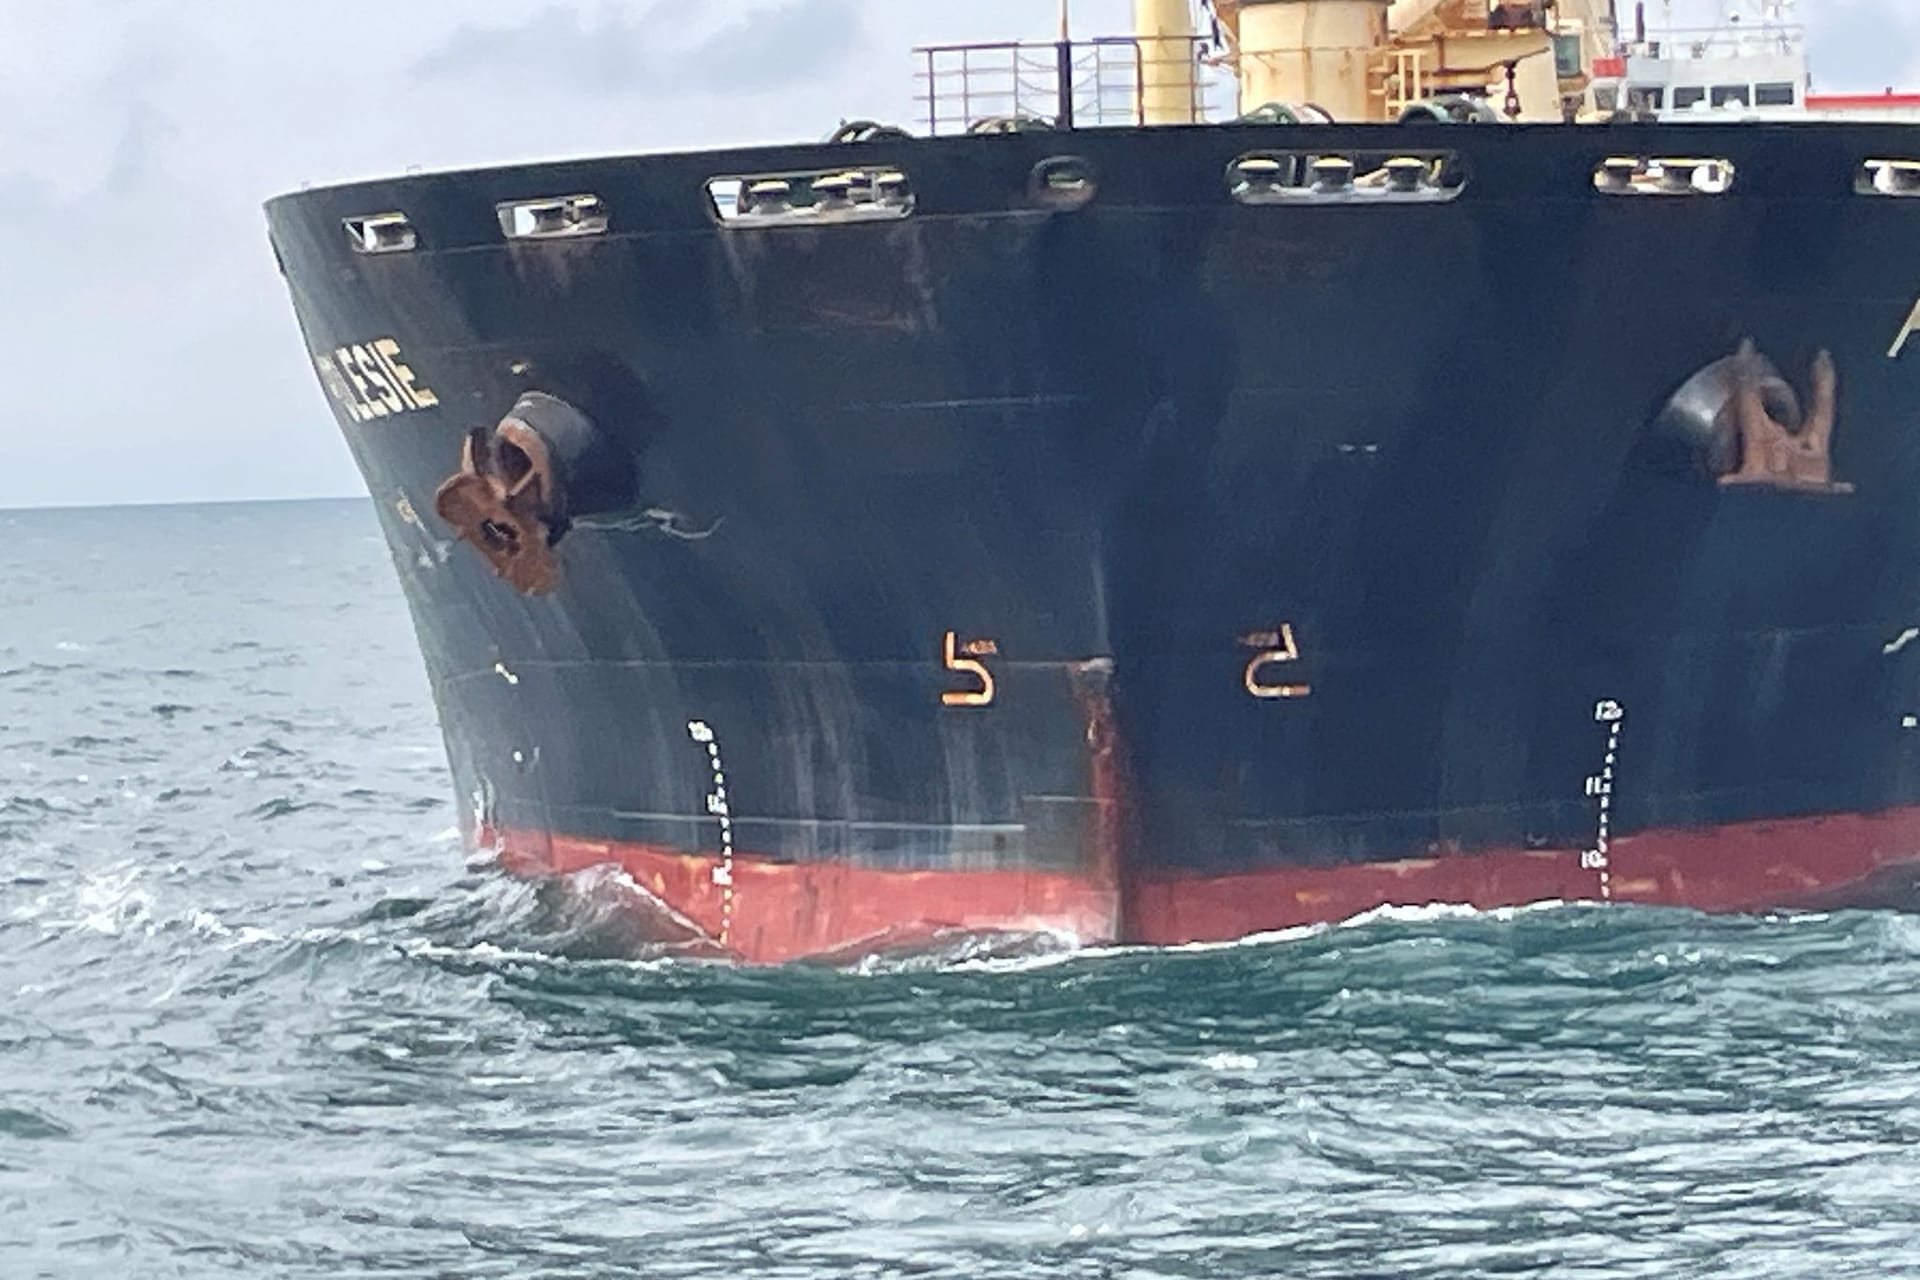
(268, 0, 1920, 961)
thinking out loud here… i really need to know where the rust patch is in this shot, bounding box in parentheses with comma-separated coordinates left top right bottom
(1068, 658, 1127, 894)
(433, 419, 561, 594)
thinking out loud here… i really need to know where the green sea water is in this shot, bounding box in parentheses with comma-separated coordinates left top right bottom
(2, 500, 1917, 1278)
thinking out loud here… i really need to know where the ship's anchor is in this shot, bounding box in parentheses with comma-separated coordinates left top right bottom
(1655, 340, 1853, 495)
(435, 414, 563, 595)
(1719, 345, 1852, 493)
(434, 390, 637, 596)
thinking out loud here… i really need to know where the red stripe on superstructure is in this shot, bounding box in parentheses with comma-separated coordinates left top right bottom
(483, 806, 1920, 962)
(1807, 93, 1920, 110)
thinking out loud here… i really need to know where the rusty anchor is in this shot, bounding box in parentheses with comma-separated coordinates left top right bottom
(1718, 345, 1852, 493)
(434, 391, 637, 595)
(1656, 340, 1853, 496)
(434, 415, 561, 594)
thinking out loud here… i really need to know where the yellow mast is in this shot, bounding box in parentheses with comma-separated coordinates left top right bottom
(1133, 0, 1203, 123)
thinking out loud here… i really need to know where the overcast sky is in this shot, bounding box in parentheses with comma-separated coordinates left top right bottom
(1, 0, 1915, 509)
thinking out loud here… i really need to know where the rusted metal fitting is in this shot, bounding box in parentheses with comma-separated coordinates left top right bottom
(1718, 347, 1851, 493)
(434, 391, 634, 595)
(1655, 340, 1852, 495)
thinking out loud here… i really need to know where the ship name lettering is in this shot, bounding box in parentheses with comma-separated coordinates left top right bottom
(313, 337, 440, 422)
(1892, 297, 1920, 360)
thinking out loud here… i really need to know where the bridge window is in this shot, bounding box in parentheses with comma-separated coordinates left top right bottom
(1710, 85, 1749, 108)
(1626, 86, 1664, 111)
(1754, 82, 1797, 106)
(1673, 86, 1707, 109)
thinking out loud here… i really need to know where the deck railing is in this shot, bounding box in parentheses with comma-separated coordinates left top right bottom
(1619, 22, 1806, 62)
(912, 37, 1231, 135)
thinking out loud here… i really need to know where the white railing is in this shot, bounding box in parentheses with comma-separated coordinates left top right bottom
(912, 37, 1234, 135)
(1619, 22, 1805, 63)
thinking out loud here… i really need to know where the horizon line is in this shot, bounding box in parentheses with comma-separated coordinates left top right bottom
(0, 491, 368, 516)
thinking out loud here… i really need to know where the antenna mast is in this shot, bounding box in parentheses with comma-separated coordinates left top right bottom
(1055, 0, 1075, 129)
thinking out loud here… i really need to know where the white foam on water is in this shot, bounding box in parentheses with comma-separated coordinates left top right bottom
(1200, 1052, 1259, 1072)
(188, 910, 286, 951)
(928, 897, 1599, 975)
(1339, 898, 1580, 927)
(68, 866, 154, 936)
(885, 930, 1088, 975)
(1759, 909, 1833, 926)
(1875, 913, 1920, 954)
(394, 936, 679, 972)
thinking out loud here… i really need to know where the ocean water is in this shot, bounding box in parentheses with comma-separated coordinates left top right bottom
(3, 498, 1920, 1278)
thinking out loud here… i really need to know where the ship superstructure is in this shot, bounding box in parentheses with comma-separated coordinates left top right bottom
(270, 1, 1920, 960)
(918, 0, 1620, 129)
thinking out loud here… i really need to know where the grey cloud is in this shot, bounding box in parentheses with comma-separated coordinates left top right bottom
(416, 0, 862, 97)
(0, 101, 176, 232)
(693, 0, 865, 88)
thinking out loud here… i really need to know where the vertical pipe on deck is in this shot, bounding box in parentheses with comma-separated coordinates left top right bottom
(1054, 0, 1077, 128)
(1134, 0, 1201, 123)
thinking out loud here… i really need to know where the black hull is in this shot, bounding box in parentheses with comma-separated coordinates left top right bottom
(268, 122, 1920, 959)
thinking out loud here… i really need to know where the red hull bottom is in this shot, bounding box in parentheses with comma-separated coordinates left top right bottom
(490, 808, 1920, 964)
